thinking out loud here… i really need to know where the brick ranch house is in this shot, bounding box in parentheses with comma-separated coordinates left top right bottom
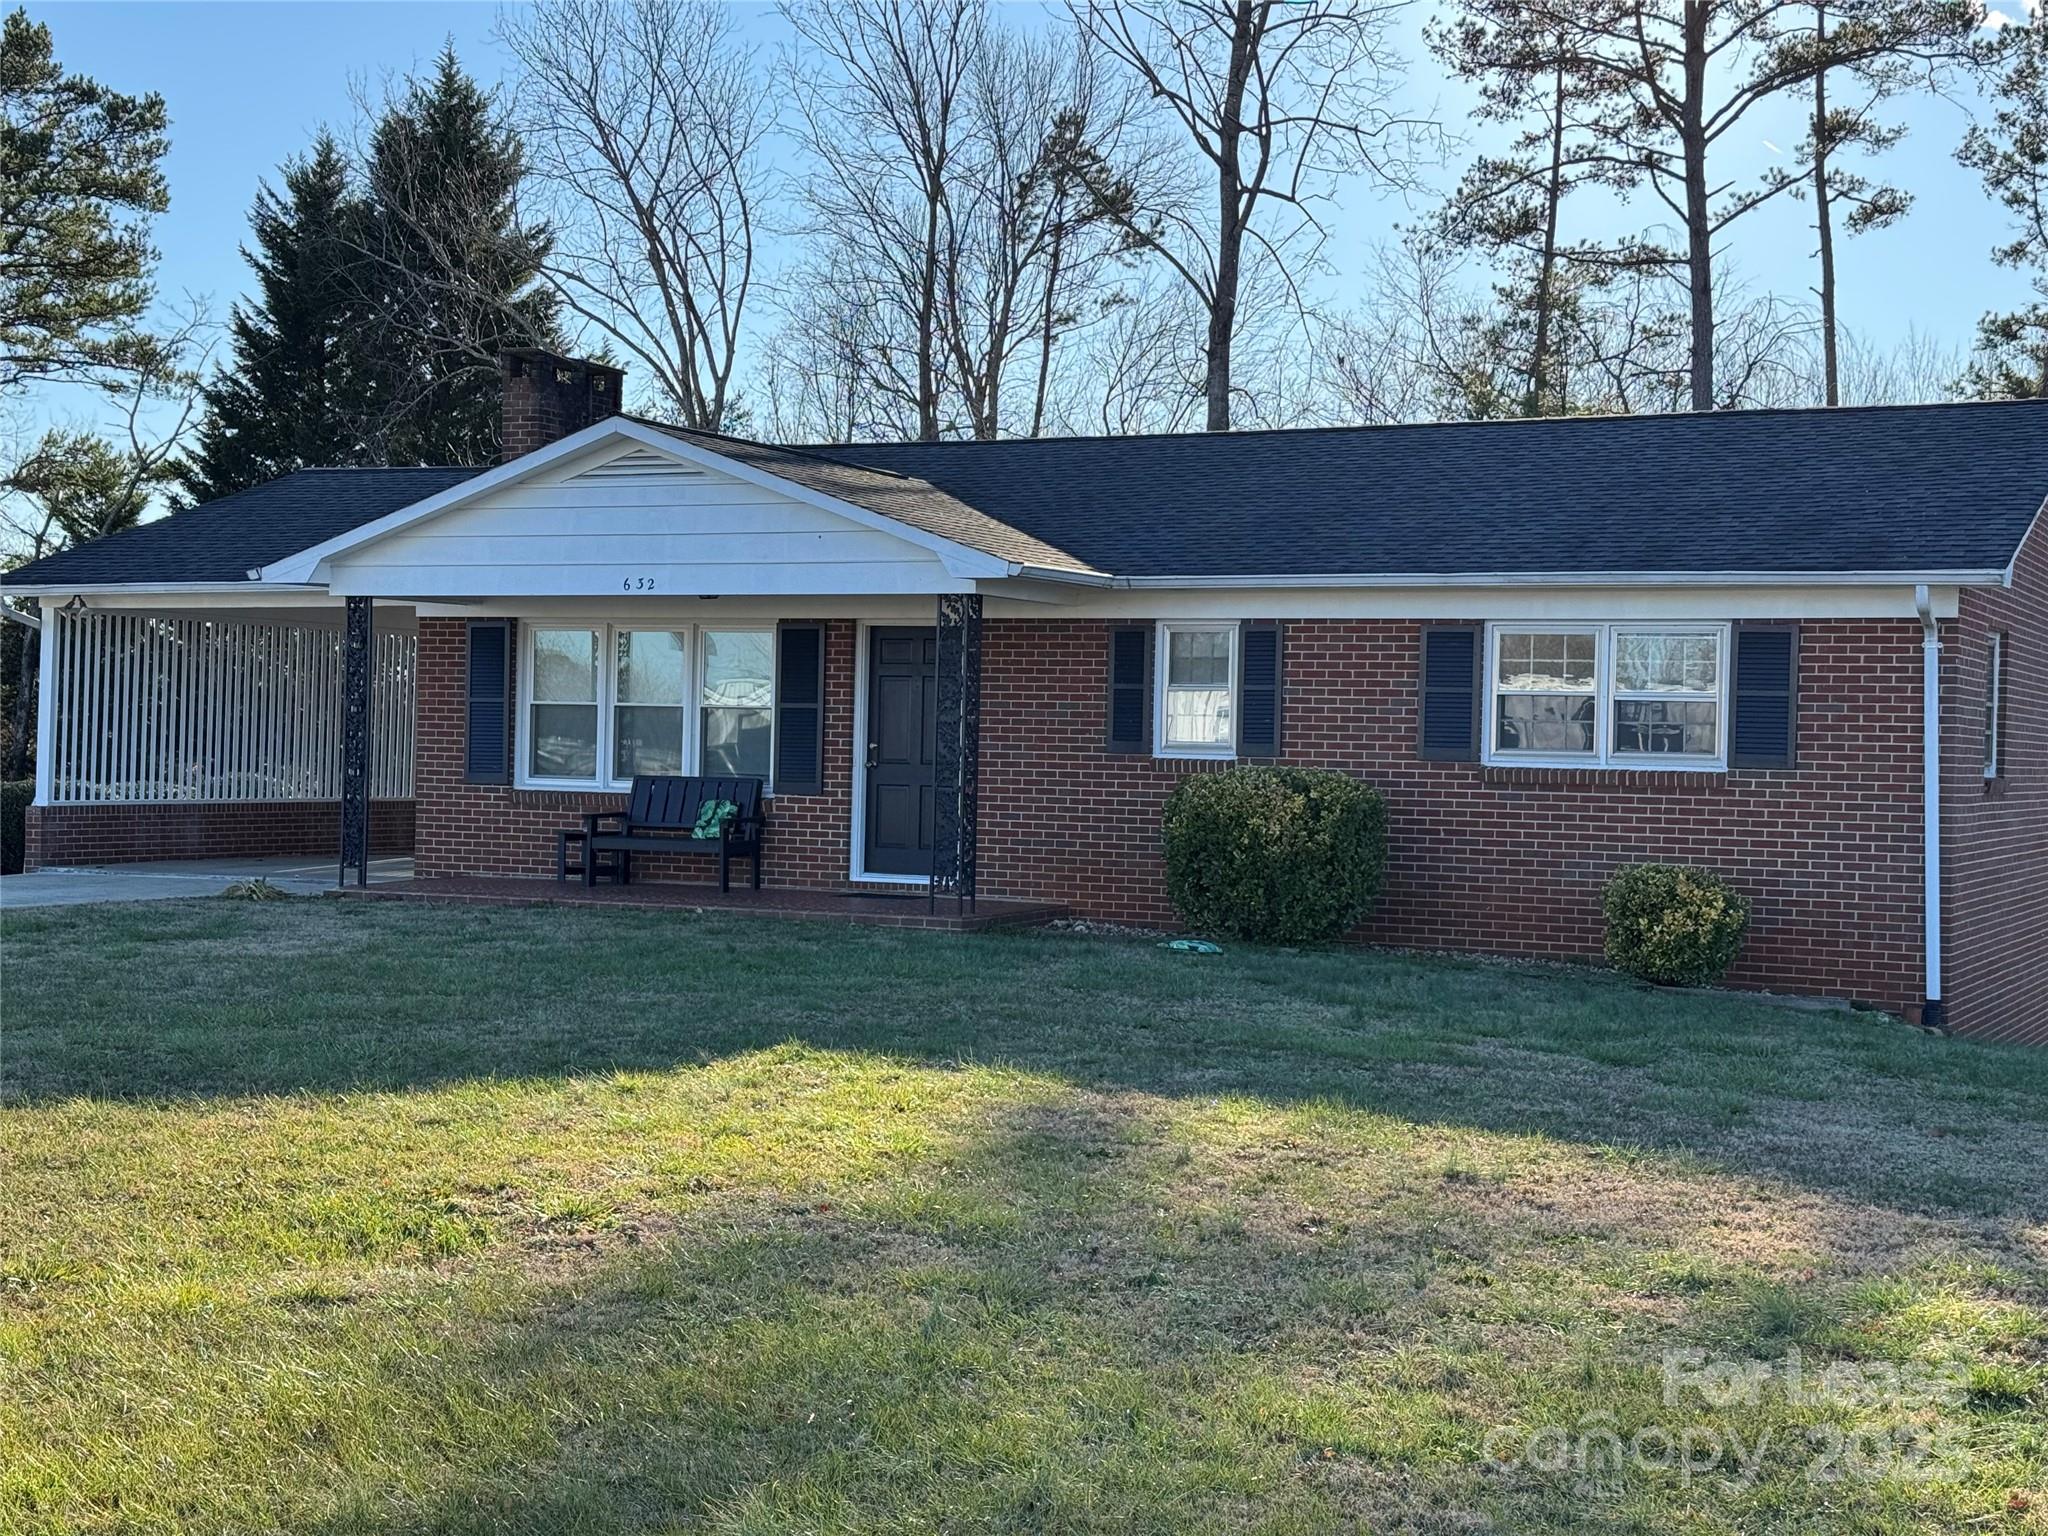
(6, 351, 2044, 1043)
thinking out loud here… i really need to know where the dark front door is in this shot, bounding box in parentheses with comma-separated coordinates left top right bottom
(864, 627, 938, 876)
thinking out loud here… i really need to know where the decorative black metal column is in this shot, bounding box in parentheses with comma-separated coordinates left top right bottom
(930, 592, 983, 912)
(338, 596, 372, 887)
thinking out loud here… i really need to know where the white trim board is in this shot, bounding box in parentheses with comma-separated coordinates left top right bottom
(847, 618, 932, 887)
(981, 584, 1962, 622)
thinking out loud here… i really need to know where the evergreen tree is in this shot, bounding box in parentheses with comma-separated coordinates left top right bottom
(1958, 14, 2048, 400)
(359, 46, 557, 464)
(0, 7, 169, 397)
(177, 135, 368, 501)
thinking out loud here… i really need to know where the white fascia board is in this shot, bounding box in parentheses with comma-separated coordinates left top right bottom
(260, 418, 1017, 585)
(0, 581, 328, 598)
(2001, 498, 2047, 588)
(1114, 569, 2010, 589)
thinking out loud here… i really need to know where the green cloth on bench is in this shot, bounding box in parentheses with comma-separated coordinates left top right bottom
(692, 799, 738, 839)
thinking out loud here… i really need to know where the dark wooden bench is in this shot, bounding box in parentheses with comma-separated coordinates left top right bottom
(559, 775, 766, 892)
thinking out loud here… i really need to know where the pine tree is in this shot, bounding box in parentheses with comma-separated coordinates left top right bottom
(0, 7, 169, 397)
(176, 135, 368, 501)
(1958, 14, 2048, 400)
(359, 46, 557, 465)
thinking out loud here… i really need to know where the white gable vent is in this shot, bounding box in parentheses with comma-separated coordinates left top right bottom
(571, 448, 708, 484)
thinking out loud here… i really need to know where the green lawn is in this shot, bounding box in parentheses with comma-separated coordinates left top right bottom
(2, 899, 2046, 1535)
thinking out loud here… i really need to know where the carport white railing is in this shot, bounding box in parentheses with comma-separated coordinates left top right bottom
(45, 611, 415, 804)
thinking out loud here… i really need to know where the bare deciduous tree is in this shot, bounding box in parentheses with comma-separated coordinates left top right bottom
(1068, 0, 1434, 430)
(500, 0, 765, 432)
(937, 30, 1143, 438)
(783, 0, 982, 441)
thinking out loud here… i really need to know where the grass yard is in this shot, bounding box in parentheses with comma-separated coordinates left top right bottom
(2, 899, 2047, 1535)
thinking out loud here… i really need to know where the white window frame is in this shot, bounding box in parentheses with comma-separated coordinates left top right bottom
(1154, 620, 1239, 760)
(516, 620, 776, 793)
(1985, 631, 2004, 781)
(1483, 621, 1731, 771)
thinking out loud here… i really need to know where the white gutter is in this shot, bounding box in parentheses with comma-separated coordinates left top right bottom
(1111, 569, 2008, 590)
(0, 581, 327, 598)
(1914, 583, 1946, 1033)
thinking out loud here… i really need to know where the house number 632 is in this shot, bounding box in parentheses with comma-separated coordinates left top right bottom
(621, 576, 657, 591)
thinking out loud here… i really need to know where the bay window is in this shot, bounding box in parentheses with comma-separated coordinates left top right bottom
(521, 622, 776, 790)
(1487, 623, 1728, 769)
(1157, 622, 1237, 756)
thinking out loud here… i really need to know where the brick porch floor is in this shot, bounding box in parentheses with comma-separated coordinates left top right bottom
(337, 875, 1068, 932)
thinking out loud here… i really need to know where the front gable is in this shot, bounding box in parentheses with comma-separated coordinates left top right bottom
(263, 420, 1012, 599)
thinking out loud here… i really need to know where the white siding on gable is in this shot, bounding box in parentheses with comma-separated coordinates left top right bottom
(322, 445, 971, 598)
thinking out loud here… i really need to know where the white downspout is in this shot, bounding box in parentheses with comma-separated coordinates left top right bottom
(1914, 584, 1945, 1033)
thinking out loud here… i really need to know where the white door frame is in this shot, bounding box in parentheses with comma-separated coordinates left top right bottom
(847, 618, 932, 886)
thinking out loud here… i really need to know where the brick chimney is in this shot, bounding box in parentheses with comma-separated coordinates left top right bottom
(498, 348, 627, 462)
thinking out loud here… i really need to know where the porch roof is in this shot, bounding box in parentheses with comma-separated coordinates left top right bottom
(4, 467, 480, 590)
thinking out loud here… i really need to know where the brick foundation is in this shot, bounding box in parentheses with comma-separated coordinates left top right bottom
(413, 614, 1967, 1024)
(24, 799, 413, 869)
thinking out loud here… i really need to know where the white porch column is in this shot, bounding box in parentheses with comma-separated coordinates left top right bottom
(32, 600, 58, 807)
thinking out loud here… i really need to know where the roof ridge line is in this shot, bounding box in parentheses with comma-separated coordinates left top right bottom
(788, 395, 2048, 452)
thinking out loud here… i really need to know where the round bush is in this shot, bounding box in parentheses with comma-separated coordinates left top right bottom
(1160, 766, 1387, 944)
(1601, 863, 1751, 987)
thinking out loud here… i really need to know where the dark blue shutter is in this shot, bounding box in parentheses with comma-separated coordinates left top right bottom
(464, 620, 512, 783)
(1106, 626, 1152, 753)
(1238, 621, 1281, 757)
(1418, 625, 1481, 761)
(1730, 624, 1797, 769)
(775, 622, 826, 794)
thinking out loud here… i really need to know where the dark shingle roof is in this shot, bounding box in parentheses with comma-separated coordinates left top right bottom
(808, 400, 2048, 578)
(3, 467, 482, 587)
(5, 402, 2043, 591)
(645, 424, 1099, 573)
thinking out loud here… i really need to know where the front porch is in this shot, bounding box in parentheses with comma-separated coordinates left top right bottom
(339, 872, 1062, 932)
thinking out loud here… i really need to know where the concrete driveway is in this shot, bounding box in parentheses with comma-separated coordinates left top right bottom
(0, 855, 413, 909)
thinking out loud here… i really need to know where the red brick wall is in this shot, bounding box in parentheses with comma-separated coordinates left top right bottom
(416, 613, 1949, 1020)
(1945, 521, 2048, 1045)
(413, 618, 860, 887)
(24, 799, 413, 869)
(975, 618, 1929, 1018)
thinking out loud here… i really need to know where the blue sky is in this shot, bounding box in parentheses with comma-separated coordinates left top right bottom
(20, 0, 2033, 442)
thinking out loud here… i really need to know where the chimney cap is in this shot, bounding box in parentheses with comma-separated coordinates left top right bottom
(500, 346, 625, 381)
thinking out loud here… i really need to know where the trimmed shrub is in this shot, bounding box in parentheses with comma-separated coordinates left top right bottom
(1602, 863, 1751, 987)
(1161, 766, 1387, 943)
(1, 778, 29, 876)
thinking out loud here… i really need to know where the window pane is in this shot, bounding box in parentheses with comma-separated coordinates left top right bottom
(1498, 631, 1595, 691)
(615, 630, 687, 704)
(702, 707, 772, 778)
(1615, 632, 1719, 694)
(1985, 637, 2002, 775)
(531, 703, 598, 778)
(1495, 694, 1595, 753)
(1613, 699, 1718, 756)
(1165, 687, 1232, 747)
(614, 704, 684, 778)
(703, 630, 773, 710)
(1168, 629, 1232, 687)
(532, 629, 598, 703)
